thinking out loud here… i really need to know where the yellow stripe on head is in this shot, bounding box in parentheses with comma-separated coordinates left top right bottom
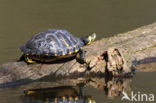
(88, 36, 92, 45)
(82, 33, 96, 46)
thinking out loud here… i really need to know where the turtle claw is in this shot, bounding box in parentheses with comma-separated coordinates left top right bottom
(86, 61, 92, 70)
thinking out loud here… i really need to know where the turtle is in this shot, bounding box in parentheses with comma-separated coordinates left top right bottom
(20, 29, 96, 64)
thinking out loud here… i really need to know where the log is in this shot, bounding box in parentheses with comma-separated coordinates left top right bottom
(0, 22, 156, 85)
(0, 47, 130, 86)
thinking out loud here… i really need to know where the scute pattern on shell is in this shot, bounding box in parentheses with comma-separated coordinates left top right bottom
(20, 29, 84, 56)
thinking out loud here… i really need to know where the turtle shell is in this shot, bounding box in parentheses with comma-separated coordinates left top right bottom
(20, 29, 84, 56)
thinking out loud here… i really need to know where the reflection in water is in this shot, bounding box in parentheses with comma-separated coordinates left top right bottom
(104, 78, 131, 99)
(22, 84, 95, 103)
(86, 77, 131, 99)
(21, 77, 131, 103)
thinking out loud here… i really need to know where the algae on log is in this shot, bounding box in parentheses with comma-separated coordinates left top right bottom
(0, 22, 156, 85)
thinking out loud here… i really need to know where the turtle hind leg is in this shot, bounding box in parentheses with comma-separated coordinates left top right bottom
(24, 54, 36, 64)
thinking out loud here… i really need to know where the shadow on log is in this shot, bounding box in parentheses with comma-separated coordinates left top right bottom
(132, 57, 156, 72)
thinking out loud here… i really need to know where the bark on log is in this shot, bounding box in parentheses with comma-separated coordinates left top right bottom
(0, 22, 156, 85)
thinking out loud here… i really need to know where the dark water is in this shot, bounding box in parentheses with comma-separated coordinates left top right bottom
(0, 0, 156, 64)
(0, 0, 156, 103)
(0, 72, 155, 103)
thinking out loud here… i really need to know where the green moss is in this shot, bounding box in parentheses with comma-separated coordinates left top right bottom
(107, 43, 115, 47)
(13, 67, 17, 70)
(114, 37, 134, 45)
(135, 44, 156, 53)
(135, 48, 147, 53)
(151, 44, 156, 48)
(107, 37, 134, 47)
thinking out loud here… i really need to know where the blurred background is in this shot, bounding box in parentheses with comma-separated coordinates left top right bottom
(0, 0, 156, 63)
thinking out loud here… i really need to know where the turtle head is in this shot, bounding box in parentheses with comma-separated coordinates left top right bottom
(81, 33, 96, 45)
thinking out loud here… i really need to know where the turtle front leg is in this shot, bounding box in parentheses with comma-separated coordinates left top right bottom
(76, 49, 86, 64)
(76, 49, 91, 70)
(24, 54, 36, 64)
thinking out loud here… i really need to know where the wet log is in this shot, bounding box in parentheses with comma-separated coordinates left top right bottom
(0, 22, 156, 85)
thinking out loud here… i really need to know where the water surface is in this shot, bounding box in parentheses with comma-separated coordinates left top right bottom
(0, 0, 156, 64)
(0, 72, 155, 103)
